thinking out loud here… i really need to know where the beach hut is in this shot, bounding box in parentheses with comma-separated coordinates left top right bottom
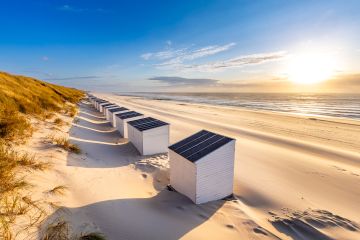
(93, 99, 99, 108)
(102, 104, 118, 117)
(95, 100, 107, 110)
(104, 105, 118, 120)
(168, 130, 236, 204)
(127, 117, 169, 155)
(115, 111, 144, 137)
(108, 107, 129, 127)
(99, 102, 113, 113)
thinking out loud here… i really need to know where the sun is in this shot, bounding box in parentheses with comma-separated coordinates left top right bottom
(286, 52, 337, 85)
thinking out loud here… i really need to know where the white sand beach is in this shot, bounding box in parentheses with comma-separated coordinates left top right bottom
(23, 93, 360, 240)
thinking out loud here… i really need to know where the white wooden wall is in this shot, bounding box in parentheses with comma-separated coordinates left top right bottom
(142, 125, 169, 155)
(127, 124, 144, 154)
(105, 106, 118, 120)
(111, 110, 129, 127)
(169, 150, 197, 203)
(195, 140, 235, 204)
(115, 115, 144, 137)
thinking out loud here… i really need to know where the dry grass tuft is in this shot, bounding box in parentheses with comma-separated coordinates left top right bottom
(54, 118, 64, 126)
(42, 220, 106, 240)
(47, 185, 68, 196)
(47, 135, 81, 154)
(0, 108, 32, 144)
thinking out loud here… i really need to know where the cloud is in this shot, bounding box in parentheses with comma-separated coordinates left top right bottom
(140, 53, 153, 60)
(42, 56, 49, 61)
(58, 5, 86, 12)
(148, 76, 219, 86)
(163, 51, 287, 72)
(327, 73, 360, 87)
(58, 5, 106, 13)
(141, 43, 236, 64)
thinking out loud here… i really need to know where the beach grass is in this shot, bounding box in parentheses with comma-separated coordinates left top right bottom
(0, 71, 84, 238)
(47, 135, 81, 154)
(42, 220, 106, 240)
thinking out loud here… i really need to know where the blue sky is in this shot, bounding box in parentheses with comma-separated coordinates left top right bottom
(1, 0, 359, 92)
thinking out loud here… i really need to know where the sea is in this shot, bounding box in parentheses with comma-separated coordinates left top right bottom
(118, 92, 360, 120)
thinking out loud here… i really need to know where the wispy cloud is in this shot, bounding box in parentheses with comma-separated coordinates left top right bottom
(58, 5, 106, 13)
(42, 56, 49, 61)
(58, 5, 86, 12)
(141, 43, 236, 64)
(141, 42, 286, 72)
(176, 51, 287, 72)
(148, 76, 218, 86)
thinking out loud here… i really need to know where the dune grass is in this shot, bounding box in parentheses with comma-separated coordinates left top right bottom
(47, 135, 81, 154)
(54, 118, 64, 126)
(0, 71, 85, 238)
(46, 185, 68, 196)
(42, 220, 106, 240)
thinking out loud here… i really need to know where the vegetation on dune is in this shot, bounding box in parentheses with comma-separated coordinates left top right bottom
(0, 72, 83, 115)
(47, 134, 81, 154)
(42, 220, 106, 240)
(0, 71, 85, 239)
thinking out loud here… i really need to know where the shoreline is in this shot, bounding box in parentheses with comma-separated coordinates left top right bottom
(114, 93, 360, 123)
(114, 93, 360, 124)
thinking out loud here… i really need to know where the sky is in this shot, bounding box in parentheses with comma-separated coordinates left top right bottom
(1, 0, 360, 92)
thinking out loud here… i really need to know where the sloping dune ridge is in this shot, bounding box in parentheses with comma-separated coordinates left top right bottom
(34, 93, 360, 240)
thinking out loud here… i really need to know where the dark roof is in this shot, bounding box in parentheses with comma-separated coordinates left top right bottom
(108, 107, 128, 113)
(168, 130, 234, 162)
(115, 111, 143, 119)
(103, 104, 118, 109)
(96, 100, 107, 103)
(128, 117, 169, 132)
(100, 103, 113, 107)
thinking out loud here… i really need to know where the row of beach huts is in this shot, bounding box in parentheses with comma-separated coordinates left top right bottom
(88, 94, 236, 204)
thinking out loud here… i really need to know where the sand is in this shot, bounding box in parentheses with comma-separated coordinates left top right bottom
(21, 93, 360, 239)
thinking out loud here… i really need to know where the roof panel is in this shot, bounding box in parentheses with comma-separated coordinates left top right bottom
(108, 107, 128, 113)
(103, 104, 117, 109)
(169, 130, 234, 162)
(128, 117, 157, 127)
(115, 111, 143, 119)
(128, 117, 168, 131)
(100, 103, 113, 107)
(169, 130, 209, 151)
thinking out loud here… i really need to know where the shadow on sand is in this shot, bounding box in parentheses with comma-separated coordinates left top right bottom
(68, 102, 142, 168)
(41, 101, 225, 239)
(41, 188, 225, 239)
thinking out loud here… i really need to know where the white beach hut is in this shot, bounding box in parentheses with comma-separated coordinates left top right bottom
(168, 130, 236, 204)
(108, 107, 129, 127)
(127, 117, 169, 155)
(102, 104, 118, 117)
(95, 100, 107, 110)
(89, 96, 96, 105)
(93, 99, 99, 109)
(99, 102, 113, 113)
(115, 111, 144, 137)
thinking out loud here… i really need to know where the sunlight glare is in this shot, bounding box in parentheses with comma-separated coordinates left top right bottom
(287, 52, 337, 84)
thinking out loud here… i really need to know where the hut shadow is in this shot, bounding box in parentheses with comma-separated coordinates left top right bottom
(68, 102, 142, 168)
(40, 187, 225, 240)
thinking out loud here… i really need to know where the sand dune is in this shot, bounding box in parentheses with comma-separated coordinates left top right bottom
(28, 94, 360, 239)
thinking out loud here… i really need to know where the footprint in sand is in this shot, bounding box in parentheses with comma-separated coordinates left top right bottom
(176, 206, 185, 211)
(197, 213, 207, 219)
(253, 227, 268, 236)
(225, 224, 235, 229)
